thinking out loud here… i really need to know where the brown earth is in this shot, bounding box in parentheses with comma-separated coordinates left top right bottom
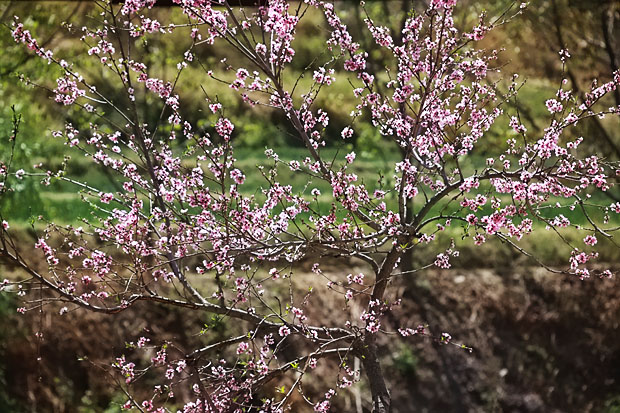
(1, 241, 619, 413)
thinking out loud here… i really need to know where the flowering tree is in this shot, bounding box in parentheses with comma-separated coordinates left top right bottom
(1, 0, 620, 412)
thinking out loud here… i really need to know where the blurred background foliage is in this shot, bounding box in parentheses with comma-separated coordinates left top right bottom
(1, 0, 619, 224)
(0, 1, 619, 412)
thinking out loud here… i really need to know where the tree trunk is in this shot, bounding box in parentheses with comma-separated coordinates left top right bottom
(401, 199, 415, 273)
(361, 249, 402, 413)
(361, 337, 392, 413)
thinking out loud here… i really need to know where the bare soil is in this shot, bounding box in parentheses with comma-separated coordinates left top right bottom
(1, 243, 619, 413)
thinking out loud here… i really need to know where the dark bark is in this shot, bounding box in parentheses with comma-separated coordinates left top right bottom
(401, 200, 415, 273)
(360, 338, 392, 413)
(361, 248, 403, 413)
(551, 0, 620, 159)
(601, 5, 620, 107)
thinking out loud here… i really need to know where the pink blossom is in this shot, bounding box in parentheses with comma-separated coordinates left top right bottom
(8, 2, 620, 411)
(545, 99, 563, 114)
(100, 192, 114, 204)
(583, 235, 597, 246)
(341, 126, 353, 139)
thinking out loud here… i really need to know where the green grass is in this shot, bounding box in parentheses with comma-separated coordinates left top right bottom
(6, 144, 620, 230)
(3, 141, 619, 270)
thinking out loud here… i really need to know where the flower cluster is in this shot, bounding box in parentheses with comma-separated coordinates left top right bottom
(4, 0, 620, 411)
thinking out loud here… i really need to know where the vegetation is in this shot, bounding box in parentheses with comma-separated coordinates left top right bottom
(0, 1, 619, 412)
